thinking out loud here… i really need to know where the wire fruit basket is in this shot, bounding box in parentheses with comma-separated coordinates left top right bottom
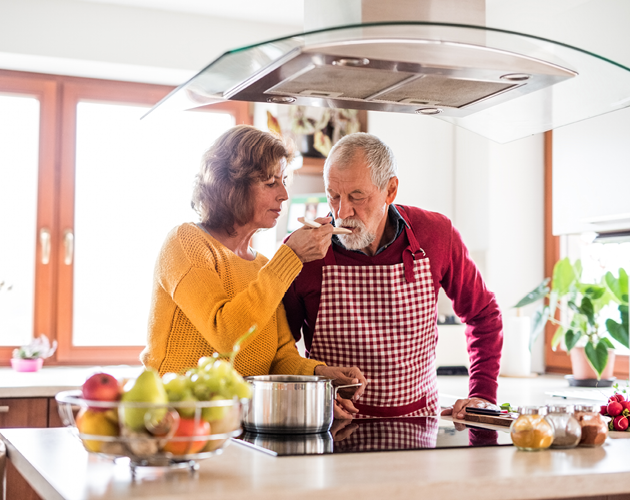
(55, 390, 247, 472)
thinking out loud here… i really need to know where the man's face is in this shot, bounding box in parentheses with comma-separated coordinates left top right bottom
(325, 153, 397, 251)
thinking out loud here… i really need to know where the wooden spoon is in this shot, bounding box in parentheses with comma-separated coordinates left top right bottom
(297, 217, 352, 235)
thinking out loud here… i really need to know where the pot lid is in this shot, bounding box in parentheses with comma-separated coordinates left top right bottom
(145, 0, 630, 143)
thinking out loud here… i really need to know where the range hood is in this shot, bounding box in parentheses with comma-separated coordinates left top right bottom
(146, 0, 630, 143)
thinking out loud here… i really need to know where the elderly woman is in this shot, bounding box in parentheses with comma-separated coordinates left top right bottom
(141, 125, 365, 417)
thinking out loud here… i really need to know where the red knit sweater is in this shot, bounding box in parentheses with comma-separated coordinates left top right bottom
(284, 205, 503, 404)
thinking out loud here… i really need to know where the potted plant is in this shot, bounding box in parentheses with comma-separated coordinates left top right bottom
(11, 334, 58, 372)
(514, 257, 628, 382)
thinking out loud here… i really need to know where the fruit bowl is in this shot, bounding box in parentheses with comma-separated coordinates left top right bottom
(55, 390, 247, 469)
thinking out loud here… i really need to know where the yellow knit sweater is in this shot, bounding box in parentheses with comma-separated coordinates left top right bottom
(141, 223, 324, 377)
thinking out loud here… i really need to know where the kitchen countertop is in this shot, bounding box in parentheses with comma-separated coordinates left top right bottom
(0, 366, 623, 406)
(2, 372, 630, 499)
(0, 365, 144, 398)
(3, 421, 630, 500)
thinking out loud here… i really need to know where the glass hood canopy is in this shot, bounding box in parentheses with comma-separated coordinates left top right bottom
(146, 1, 630, 143)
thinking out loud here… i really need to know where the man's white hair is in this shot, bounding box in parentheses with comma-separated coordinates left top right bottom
(324, 133, 397, 190)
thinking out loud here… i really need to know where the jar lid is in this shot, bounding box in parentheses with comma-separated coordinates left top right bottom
(547, 404, 575, 413)
(574, 404, 597, 412)
(518, 406, 548, 415)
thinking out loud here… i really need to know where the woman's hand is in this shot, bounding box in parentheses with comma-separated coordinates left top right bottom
(285, 217, 334, 263)
(314, 364, 367, 401)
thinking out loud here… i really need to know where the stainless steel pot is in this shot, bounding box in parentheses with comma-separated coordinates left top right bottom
(241, 431, 333, 455)
(242, 375, 359, 434)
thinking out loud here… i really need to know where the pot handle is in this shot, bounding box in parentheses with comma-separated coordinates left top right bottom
(333, 383, 362, 399)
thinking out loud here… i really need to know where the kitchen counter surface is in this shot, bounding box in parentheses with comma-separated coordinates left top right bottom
(3, 422, 630, 500)
(0, 366, 144, 397)
(0, 367, 622, 405)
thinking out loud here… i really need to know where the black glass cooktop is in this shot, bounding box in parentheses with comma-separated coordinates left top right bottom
(234, 417, 513, 456)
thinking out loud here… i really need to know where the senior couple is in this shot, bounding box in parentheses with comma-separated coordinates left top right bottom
(141, 125, 503, 421)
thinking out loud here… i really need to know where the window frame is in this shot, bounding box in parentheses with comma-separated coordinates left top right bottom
(544, 131, 629, 378)
(0, 69, 251, 365)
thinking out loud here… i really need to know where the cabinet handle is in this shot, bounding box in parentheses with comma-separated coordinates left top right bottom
(63, 229, 74, 265)
(0, 406, 9, 413)
(40, 228, 51, 265)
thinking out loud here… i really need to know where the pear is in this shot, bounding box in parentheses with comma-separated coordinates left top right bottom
(120, 368, 168, 432)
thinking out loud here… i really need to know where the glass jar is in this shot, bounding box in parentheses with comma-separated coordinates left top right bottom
(510, 406, 554, 451)
(574, 404, 608, 447)
(544, 405, 581, 449)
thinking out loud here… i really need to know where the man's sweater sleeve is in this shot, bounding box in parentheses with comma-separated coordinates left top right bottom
(441, 225, 503, 404)
(270, 303, 325, 375)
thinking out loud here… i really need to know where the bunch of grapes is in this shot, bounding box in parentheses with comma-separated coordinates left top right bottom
(162, 356, 253, 422)
(600, 393, 630, 431)
(162, 325, 255, 423)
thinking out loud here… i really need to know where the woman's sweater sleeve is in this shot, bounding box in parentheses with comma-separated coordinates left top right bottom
(160, 232, 303, 353)
(269, 303, 325, 375)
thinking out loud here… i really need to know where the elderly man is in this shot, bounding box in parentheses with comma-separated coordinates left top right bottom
(284, 133, 502, 419)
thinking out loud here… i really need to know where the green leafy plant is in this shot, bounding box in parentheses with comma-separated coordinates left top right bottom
(514, 257, 628, 379)
(12, 334, 58, 360)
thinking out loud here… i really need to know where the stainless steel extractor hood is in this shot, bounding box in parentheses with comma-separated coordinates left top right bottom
(146, 0, 630, 143)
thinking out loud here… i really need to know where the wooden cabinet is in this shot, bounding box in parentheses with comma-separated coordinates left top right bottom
(1, 397, 63, 500)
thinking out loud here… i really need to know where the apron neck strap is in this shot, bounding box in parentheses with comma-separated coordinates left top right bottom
(398, 206, 425, 283)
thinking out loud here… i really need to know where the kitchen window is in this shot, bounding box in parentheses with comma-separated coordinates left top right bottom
(0, 70, 250, 365)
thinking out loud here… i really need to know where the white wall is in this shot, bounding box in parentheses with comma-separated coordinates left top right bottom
(366, 111, 455, 219)
(0, 0, 300, 84)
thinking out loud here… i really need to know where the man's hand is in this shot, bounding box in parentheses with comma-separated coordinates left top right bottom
(284, 217, 334, 263)
(334, 396, 359, 419)
(440, 397, 499, 420)
(330, 418, 359, 442)
(314, 365, 367, 401)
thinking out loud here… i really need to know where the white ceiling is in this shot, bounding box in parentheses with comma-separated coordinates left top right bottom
(77, 0, 304, 26)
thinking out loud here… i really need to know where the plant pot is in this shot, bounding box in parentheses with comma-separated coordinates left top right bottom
(11, 357, 44, 372)
(569, 347, 615, 380)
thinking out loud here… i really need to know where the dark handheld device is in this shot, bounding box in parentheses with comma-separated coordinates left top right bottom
(465, 407, 502, 416)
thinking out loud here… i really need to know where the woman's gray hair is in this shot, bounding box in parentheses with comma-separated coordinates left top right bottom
(324, 133, 397, 190)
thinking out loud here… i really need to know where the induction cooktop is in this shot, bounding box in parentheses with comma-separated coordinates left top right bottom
(233, 417, 513, 456)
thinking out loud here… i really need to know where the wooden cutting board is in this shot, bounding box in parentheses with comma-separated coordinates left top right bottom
(464, 413, 516, 427)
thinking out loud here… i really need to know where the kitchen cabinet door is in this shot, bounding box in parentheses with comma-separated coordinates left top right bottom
(553, 106, 630, 235)
(0, 398, 48, 500)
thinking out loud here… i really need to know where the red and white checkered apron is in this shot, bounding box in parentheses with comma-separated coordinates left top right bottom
(310, 213, 439, 417)
(334, 417, 439, 452)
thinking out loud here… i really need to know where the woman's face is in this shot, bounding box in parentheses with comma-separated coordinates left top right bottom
(248, 160, 289, 230)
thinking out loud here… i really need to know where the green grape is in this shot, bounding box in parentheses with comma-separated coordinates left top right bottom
(232, 380, 253, 399)
(163, 373, 189, 402)
(177, 389, 198, 418)
(197, 356, 214, 369)
(205, 375, 227, 396)
(202, 395, 231, 422)
(192, 372, 213, 400)
(210, 360, 234, 381)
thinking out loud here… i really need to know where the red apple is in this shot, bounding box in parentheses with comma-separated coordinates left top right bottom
(607, 401, 623, 417)
(162, 417, 210, 455)
(613, 415, 629, 431)
(82, 373, 121, 410)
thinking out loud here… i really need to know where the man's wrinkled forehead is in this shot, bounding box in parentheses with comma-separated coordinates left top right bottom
(325, 150, 370, 184)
